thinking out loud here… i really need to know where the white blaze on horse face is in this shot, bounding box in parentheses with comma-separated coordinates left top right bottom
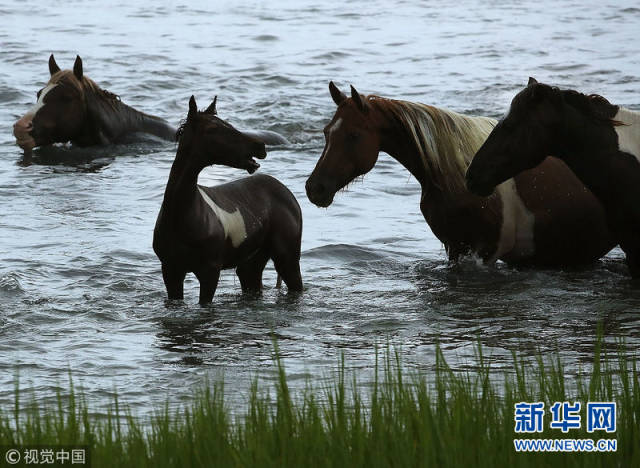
(492, 178, 535, 261)
(28, 83, 58, 118)
(198, 188, 248, 248)
(322, 117, 343, 160)
(331, 118, 343, 133)
(614, 108, 640, 163)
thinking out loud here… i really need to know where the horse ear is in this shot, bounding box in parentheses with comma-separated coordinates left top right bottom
(48, 54, 60, 76)
(73, 55, 83, 80)
(528, 77, 538, 86)
(204, 96, 217, 115)
(188, 95, 198, 120)
(350, 85, 368, 113)
(529, 82, 548, 102)
(329, 81, 346, 106)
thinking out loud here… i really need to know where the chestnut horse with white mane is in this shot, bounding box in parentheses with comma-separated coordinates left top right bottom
(306, 82, 614, 266)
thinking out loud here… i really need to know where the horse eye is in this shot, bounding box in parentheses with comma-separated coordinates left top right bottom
(348, 132, 360, 140)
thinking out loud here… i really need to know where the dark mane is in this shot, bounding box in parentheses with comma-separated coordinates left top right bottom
(175, 119, 188, 142)
(560, 88, 620, 124)
(515, 83, 622, 127)
(175, 112, 207, 142)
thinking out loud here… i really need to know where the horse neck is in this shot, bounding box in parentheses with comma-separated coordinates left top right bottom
(378, 124, 429, 187)
(556, 101, 618, 155)
(559, 106, 638, 205)
(162, 143, 203, 216)
(84, 87, 176, 140)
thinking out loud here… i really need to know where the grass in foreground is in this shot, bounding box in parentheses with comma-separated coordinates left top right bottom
(0, 339, 638, 467)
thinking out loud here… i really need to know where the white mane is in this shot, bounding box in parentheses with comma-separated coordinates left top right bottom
(370, 96, 497, 192)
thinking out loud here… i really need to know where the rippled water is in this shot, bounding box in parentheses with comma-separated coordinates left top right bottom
(1, 1, 639, 415)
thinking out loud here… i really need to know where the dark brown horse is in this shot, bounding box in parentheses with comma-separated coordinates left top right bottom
(13, 54, 288, 157)
(153, 96, 302, 304)
(13, 55, 176, 155)
(466, 78, 640, 276)
(306, 82, 615, 266)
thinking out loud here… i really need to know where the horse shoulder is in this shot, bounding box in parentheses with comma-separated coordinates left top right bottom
(198, 186, 250, 249)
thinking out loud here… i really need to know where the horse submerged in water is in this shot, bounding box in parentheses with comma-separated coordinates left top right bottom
(153, 96, 302, 304)
(306, 82, 615, 266)
(13, 54, 287, 157)
(13, 55, 175, 154)
(466, 78, 640, 277)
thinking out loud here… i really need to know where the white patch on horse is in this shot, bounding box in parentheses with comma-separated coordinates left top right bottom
(614, 108, 640, 163)
(28, 83, 58, 118)
(330, 118, 343, 134)
(198, 188, 247, 248)
(321, 117, 343, 163)
(493, 178, 535, 261)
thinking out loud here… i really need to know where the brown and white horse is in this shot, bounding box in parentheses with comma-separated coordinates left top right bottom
(154, 96, 302, 304)
(306, 82, 615, 267)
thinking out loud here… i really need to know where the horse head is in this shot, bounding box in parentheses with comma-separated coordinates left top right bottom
(306, 82, 383, 207)
(13, 55, 92, 152)
(176, 96, 266, 173)
(466, 77, 563, 196)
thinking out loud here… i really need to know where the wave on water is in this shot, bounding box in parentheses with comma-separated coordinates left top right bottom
(0, 272, 24, 294)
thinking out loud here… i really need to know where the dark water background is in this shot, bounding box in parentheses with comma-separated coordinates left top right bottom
(1, 1, 639, 415)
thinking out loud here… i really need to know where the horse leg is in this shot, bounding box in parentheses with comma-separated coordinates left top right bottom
(194, 266, 221, 304)
(236, 250, 270, 292)
(624, 246, 640, 278)
(619, 235, 640, 279)
(162, 264, 186, 300)
(272, 252, 303, 292)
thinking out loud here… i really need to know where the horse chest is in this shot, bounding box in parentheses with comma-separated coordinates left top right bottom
(493, 180, 536, 258)
(420, 192, 501, 248)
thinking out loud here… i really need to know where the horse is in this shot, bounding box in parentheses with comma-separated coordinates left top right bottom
(153, 96, 303, 304)
(13, 54, 288, 157)
(466, 77, 640, 277)
(13, 55, 175, 155)
(305, 82, 615, 267)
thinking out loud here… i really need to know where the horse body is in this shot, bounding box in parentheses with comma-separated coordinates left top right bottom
(13, 55, 175, 153)
(306, 82, 614, 266)
(154, 96, 302, 304)
(466, 78, 640, 276)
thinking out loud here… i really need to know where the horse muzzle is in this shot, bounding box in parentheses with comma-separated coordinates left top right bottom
(13, 114, 36, 151)
(305, 178, 336, 207)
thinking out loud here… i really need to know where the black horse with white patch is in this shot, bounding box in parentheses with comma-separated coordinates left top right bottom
(13, 54, 287, 157)
(153, 96, 302, 304)
(466, 78, 640, 277)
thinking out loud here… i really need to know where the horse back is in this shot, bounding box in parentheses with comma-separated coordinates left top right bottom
(200, 174, 302, 265)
